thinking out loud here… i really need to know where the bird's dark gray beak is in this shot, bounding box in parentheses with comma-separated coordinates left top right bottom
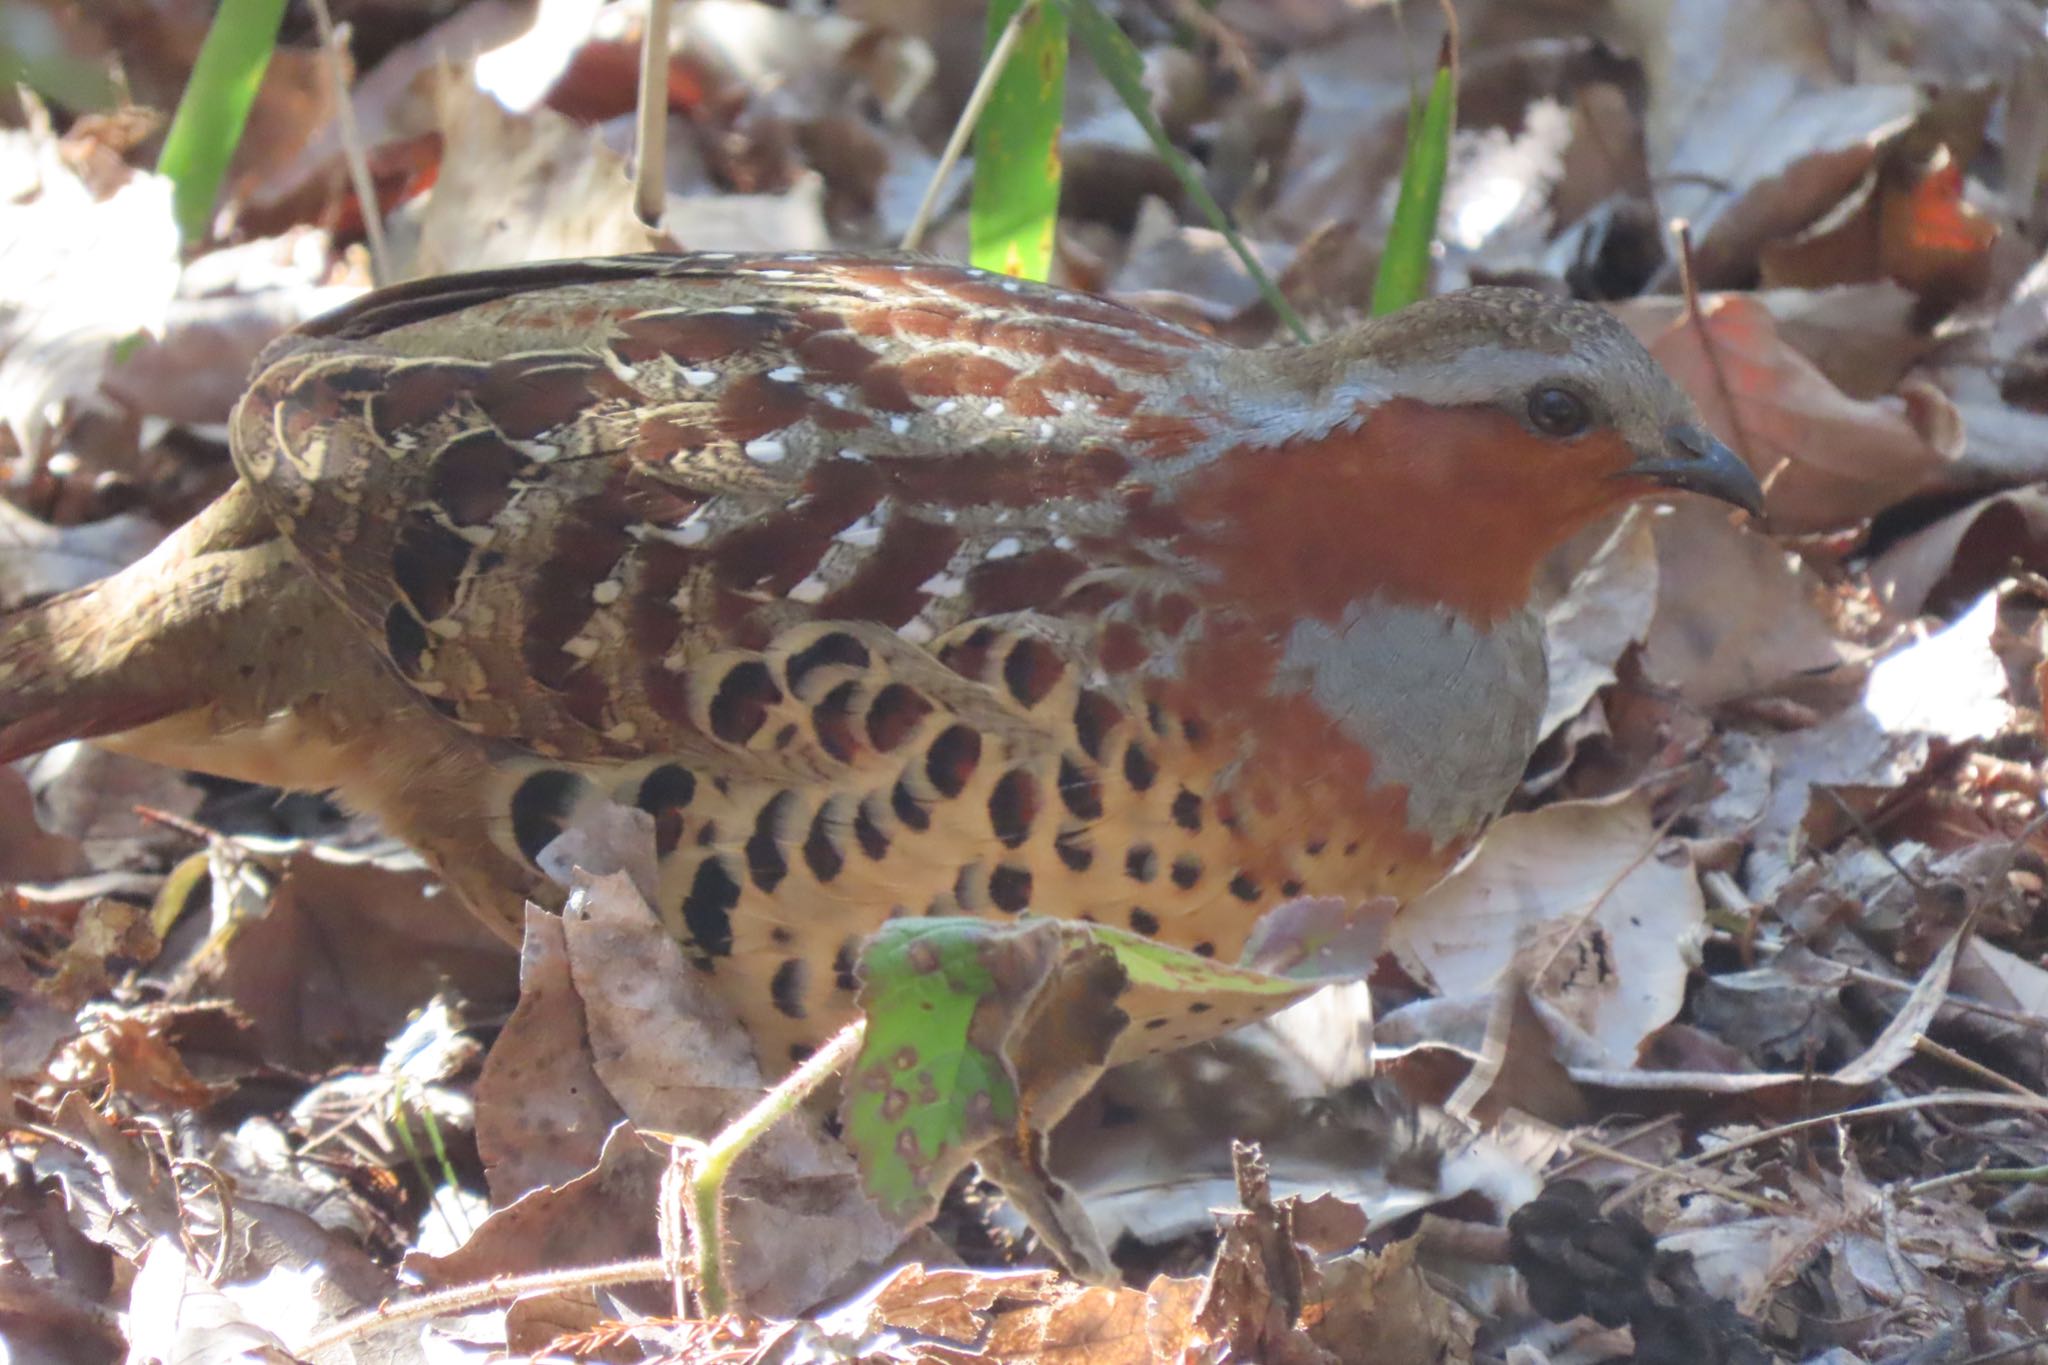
(1627, 423, 1765, 515)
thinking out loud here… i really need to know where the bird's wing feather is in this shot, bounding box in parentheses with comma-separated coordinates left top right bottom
(230, 253, 1218, 763)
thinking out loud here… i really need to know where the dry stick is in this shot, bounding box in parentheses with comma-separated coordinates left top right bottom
(1671, 219, 1774, 498)
(900, 0, 1039, 253)
(1813, 785, 1937, 889)
(1840, 962, 2047, 1036)
(169, 1155, 237, 1283)
(295, 1257, 673, 1356)
(1443, 975, 1517, 1124)
(1524, 803, 1683, 990)
(1566, 1134, 1790, 1215)
(1973, 1163, 2048, 1185)
(1913, 1036, 2044, 1101)
(1601, 1090, 2048, 1215)
(306, 0, 387, 284)
(1900, 1159, 1994, 1198)
(633, 0, 673, 228)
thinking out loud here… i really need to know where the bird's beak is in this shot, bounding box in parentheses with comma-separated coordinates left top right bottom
(1625, 423, 1765, 515)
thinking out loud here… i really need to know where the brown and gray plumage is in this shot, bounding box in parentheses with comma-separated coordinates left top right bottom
(0, 253, 1760, 1069)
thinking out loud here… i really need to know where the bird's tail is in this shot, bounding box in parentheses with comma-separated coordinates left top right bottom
(0, 486, 306, 765)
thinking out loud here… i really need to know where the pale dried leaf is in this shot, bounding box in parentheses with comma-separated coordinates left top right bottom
(399, 75, 662, 279)
(0, 120, 178, 465)
(1393, 792, 1703, 1067)
(1868, 485, 2048, 620)
(1541, 509, 1658, 737)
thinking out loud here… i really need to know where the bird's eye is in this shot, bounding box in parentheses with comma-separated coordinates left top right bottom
(1527, 386, 1591, 438)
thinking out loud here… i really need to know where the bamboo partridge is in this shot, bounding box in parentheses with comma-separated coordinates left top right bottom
(0, 253, 1761, 1070)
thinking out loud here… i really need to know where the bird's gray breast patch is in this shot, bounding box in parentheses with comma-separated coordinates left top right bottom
(1270, 599, 1546, 845)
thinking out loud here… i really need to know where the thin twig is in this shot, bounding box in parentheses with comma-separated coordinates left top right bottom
(306, 0, 387, 284)
(1566, 1135, 1790, 1215)
(1602, 1090, 2048, 1215)
(901, 0, 1038, 253)
(1814, 785, 1933, 889)
(1443, 975, 1515, 1124)
(1525, 803, 1684, 989)
(1838, 962, 2047, 1036)
(1974, 1164, 2048, 1185)
(684, 1018, 867, 1314)
(1672, 218, 1771, 502)
(1899, 1159, 1992, 1198)
(1913, 1036, 2043, 1100)
(295, 1256, 673, 1355)
(633, 0, 673, 228)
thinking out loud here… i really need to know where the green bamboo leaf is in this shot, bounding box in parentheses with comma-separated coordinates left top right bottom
(1371, 34, 1456, 315)
(156, 0, 288, 244)
(1057, 0, 1307, 341)
(971, 0, 1068, 281)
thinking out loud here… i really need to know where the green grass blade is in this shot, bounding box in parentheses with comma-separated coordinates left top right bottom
(1371, 34, 1456, 315)
(155, 0, 288, 244)
(971, 0, 1068, 280)
(1058, 0, 1307, 341)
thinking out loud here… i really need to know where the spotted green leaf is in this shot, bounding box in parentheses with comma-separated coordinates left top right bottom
(844, 913, 1338, 1224)
(843, 918, 1040, 1224)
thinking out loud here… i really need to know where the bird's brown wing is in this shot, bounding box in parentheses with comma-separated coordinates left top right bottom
(229, 252, 1218, 765)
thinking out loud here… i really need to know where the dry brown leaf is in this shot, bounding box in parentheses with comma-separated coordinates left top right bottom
(167, 837, 515, 1072)
(0, 763, 83, 883)
(406, 1121, 666, 1323)
(1759, 88, 1999, 306)
(1663, 1156, 2006, 1321)
(474, 908, 624, 1200)
(1571, 915, 1967, 1097)
(1616, 283, 1933, 401)
(1746, 591, 2018, 895)
(0, 934, 79, 1085)
(1626, 0, 1917, 287)
(861, 1263, 1177, 1363)
(22, 743, 202, 875)
(1312, 1237, 1478, 1365)
(548, 870, 897, 1315)
(1642, 293, 1961, 532)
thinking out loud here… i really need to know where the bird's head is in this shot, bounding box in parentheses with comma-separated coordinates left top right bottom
(1183, 287, 1765, 625)
(1300, 287, 1763, 513)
